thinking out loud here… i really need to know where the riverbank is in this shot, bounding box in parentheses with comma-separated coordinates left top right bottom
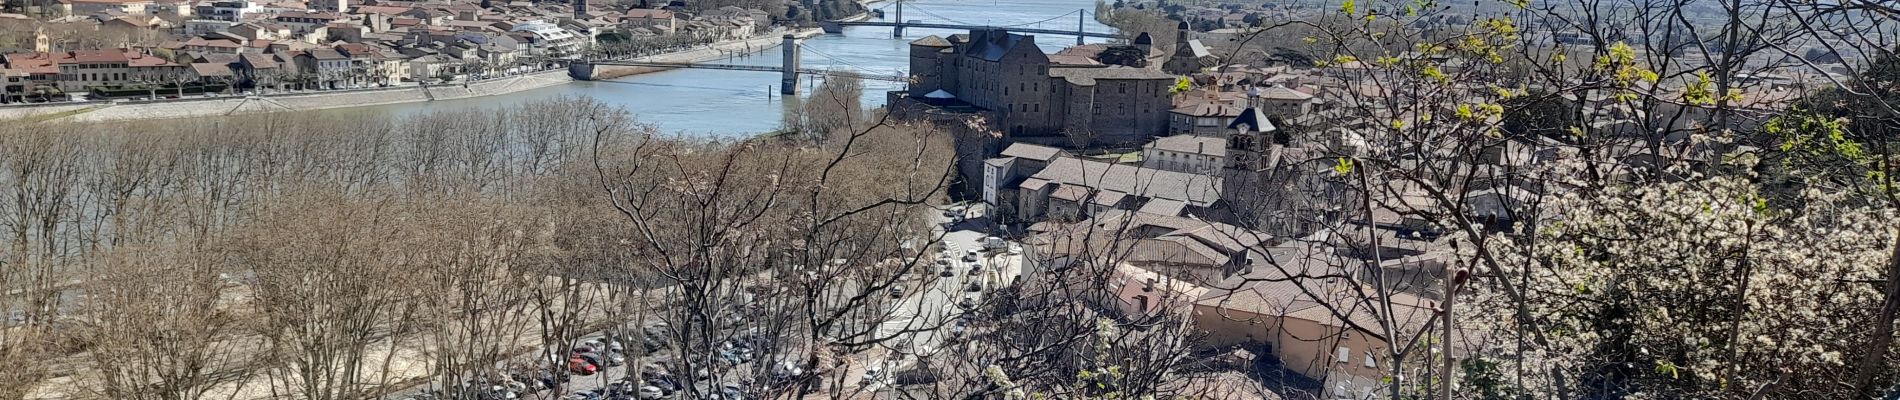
(0, 29, 822, 123)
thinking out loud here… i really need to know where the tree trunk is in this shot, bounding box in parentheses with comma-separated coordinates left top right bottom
(1853, 233, 1900, 395)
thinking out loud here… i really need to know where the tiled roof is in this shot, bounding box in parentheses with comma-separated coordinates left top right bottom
(1253, 85, 1312, 100)
(1146, 135, 1226, 157)
(908, 34, 950, 47)
(1049, 65, 1176, 80)
(1169, 99, 1243, 117)
(624, 8, 673, 18)
(1027, 156, 1222, 207)
(190, 62, 233, 76)
(239, 52, 278, 68)
(1000, 142, 1063, 161)
(69, 49, 130, 63)
(306, 47, 346, 60)
(278, 11, 343, 19)
(1046, 54, 1098, 66)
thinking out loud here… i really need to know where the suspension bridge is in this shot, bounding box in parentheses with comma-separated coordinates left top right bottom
(573, 35, 908, 95)
(569, 2, 1115, 95)
(822, 0, 1114, 45)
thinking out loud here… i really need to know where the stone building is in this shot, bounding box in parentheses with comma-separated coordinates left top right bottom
(1161, 21, 1211, 75)
(907, 28, 1177, 147)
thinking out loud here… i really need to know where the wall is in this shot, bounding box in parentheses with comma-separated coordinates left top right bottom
(1190, 303, 1393, 389)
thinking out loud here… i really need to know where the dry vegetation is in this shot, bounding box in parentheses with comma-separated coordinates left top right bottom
(0, 96, 980, 399)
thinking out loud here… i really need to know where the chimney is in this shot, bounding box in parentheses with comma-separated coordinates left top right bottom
(1197, 141, 1204, 154)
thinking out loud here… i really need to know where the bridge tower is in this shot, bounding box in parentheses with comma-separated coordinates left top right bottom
(1076, 9, 1086, 45)
(781, 34, 799, 95)
(892, 0, 904, 37)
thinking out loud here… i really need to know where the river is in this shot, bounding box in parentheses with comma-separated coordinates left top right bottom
(363, 0, 1118, 136)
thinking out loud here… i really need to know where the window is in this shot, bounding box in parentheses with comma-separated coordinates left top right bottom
(1364, 352, 1377, 368)
(1336, 347, 1350, 364)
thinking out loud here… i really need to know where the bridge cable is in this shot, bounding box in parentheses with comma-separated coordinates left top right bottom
(799, 45, 896, 76)
(797, 44, 905, 81)
(899, 5, 1080, 28)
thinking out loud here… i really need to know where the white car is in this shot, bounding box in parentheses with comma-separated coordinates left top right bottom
(963, 249, 980, 262)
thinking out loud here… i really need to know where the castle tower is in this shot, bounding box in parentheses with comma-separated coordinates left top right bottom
(906, 35, 951, 97)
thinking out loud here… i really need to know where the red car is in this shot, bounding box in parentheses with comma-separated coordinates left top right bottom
(568, 356, 598, 375)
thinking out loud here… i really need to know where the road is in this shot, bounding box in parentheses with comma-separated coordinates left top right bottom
(861, 203, 1024, 390)
(387, 203, 1027, 399)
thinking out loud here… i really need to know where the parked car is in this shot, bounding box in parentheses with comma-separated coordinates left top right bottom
(963, 249, 980, 262)
(568, 356, 598, 375)
(888, 286, 904, 298)
(638, 386, 665, 399)
(982, 236, 1006, 250)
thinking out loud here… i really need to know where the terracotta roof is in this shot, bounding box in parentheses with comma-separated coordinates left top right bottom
(238, 52, 278, 68)
(908, 34, 949, 47)
(2, 53, 58, 74)
(69, 49, 131, 63)
(183, 37, 243, 48)
(125, 52, 173, 67)
(190, 62, 233, 76)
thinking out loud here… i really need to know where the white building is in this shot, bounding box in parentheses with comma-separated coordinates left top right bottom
(1141, 135, 1226, 175)
(192, 0, 258, 21)
(509, 20, 584, 58)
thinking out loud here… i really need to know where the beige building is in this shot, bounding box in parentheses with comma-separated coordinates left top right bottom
(622, 9, 675, 34)
(4, 49, 188, 92)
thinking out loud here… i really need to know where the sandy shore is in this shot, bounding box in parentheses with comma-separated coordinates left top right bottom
(592, 28, 822, 80)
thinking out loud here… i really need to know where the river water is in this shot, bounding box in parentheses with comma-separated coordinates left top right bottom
(366, 0, 1117, 136)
